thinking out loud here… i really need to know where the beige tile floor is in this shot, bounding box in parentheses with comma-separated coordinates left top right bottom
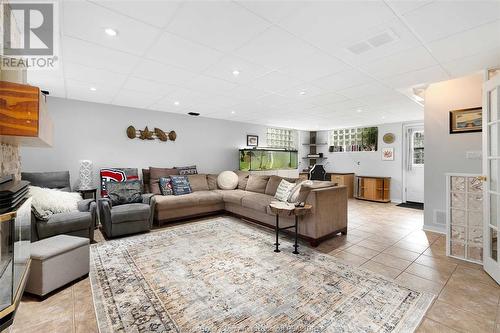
(8, 199, 500, 333)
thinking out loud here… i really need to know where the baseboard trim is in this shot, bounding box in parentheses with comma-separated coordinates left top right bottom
(422, 224, 446, 235)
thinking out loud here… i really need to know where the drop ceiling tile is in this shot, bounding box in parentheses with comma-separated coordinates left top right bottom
(385, 0, 433, 15)
(441, 47, 500, 78)
(303, 91, 349, 107)
(278, 51, 349, 82)
(28, 72, 66, 98)
(182, 75, 238, 95)
(166, 1, 270, 52)
(247, 71, 304, 93)
(203, 55, 272, 84)
(276, 84, 324, 99)
(65, 63, 128, 89)
(311, 69, 374, 91)
(236, 0, 306, 23)
(63, 1, 161, 56)
(427, 20, 500, 63)
(133, 59, 197, 85)
(336, 82, 396, 99)
(382, 65, 450, 89)
(112, 89, 162, 109)
(227, 85, 270, 100)
(147, 32, 224, 72)
(256, 93, 293, 107)
(123, 77, 178, 96)
(62, 37, 140, 75)
(90, 0, 181, 28)
(402, 1, 500, 42)
(359, 46, 438, 78)
(234, 26, 318, 69)
(66, 79, 118, 105)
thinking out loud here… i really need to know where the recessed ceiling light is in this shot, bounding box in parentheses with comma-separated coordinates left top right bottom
(231, 111, 235, 114)
(381, 116, 386, 119)
(299, 91, 306, 95)
(188, 112, 200, 116)
(89, 87, 97, 91)
(357, 109, 362, 113)
(174, 101, 180, 106)
(232, 70, 240, 77)
(104, 28, 118, 37)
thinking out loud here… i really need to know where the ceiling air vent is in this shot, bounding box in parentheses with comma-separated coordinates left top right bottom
(347, 29, 399, 55)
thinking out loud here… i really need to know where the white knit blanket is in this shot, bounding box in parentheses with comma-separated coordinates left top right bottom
(29, 186, 82, 220)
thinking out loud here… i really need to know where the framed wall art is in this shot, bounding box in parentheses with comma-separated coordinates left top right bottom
(247, 135, 258, 147)
(449, 107, 482, 134)
(382, 147, 394, 161)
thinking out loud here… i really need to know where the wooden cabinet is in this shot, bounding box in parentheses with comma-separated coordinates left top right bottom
(0, 81, 52, 146)
(355, 176, 391, 203)
(330, 173, 354, 198)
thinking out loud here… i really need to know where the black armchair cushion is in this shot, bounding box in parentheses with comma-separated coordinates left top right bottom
(107, 180, 142, 206)
(110, 203, 150, 224)
(22, 171, 71, 190)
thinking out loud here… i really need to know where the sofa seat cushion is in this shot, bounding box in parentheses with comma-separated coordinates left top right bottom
(37, 211, 91, 239)
(110, 203, 151, 224)
(189, 191, 222, 205)
(215, 189, 248, 205)
(155, 193, 200, 210)
(241, 193, 274, 213)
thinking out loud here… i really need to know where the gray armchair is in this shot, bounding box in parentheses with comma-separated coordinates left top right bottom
(98, 193, 155, 238)
(21, 171, 96, 242)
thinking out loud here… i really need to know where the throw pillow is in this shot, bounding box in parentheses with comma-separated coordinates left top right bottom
(235, 170, 250, 190)
(207, 174, 219, 190)
(265, 176, 296, 196)
(159, 177, 173, 195)
(175, 165, 198, 175)
(217, 171, 238, 190)
(188, 174, 209, 191)
(29, 186, 82, 220)
(274, 179, 295, 202)
(107, 180, 143, 206)
(170, 175, 192, 195)
(288, 180, 313, 203)
(245, 175, 270, 194)
(149, 167, 179, 195)
(142, 169, 151, 193)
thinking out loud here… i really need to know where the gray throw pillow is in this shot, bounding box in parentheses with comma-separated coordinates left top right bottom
(107, 180, 142, 206)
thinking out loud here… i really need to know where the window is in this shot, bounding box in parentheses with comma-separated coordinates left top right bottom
(266, 128, 296, 149)
(329, 127, 378, 152)
(412, 131, 424, 165)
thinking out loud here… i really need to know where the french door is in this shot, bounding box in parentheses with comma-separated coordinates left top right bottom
(483, 70, 500, 283)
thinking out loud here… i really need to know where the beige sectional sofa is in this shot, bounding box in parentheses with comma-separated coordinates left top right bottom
(148, 171, 348, 246)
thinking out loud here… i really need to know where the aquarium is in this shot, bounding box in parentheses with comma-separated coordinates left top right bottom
(239, 149, 298, 171)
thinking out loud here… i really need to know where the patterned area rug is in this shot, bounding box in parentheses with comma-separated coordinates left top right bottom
(90, 217, 434, 333)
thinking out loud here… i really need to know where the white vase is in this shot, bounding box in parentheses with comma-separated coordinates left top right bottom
(79, 160, 93, 189)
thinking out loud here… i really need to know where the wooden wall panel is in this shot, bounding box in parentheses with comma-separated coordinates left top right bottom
(0, 81, 39, 137)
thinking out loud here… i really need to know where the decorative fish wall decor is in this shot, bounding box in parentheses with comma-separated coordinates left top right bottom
(126, 126, 177, 142)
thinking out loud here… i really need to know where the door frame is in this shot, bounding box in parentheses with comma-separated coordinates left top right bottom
(483, 71, 500, 282)
(402, 122, 425, 203)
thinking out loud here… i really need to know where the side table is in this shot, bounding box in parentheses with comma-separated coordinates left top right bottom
(269, 202, 312, 254)
(76, 187, 97, 200)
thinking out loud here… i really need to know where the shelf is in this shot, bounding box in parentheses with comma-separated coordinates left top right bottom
(302, 143, 328, 146)
(302, 157, 327, 159)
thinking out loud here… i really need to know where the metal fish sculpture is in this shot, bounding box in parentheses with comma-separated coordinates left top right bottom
(139, 126, 154, 140)
(154, 128, 169, 141)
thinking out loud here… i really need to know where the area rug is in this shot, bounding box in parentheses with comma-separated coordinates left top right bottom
(90, 217, 434, 333)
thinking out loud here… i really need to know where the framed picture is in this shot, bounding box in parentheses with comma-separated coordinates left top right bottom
(382, 147, 394, 161)
(247, 135, 258, 147)
(450, 107, 482, 134)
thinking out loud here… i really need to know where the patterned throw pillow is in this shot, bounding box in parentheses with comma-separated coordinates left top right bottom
(175, 165, 198, 175)
(170, 176, 192, 195)
(274, 179, 295, 202)
(159, 177, 173, 195)
(106, 180, 142, 206)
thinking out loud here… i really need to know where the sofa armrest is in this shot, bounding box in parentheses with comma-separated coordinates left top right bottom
(142, 194, 156, 228)
(98, 198, 113, 237)
(77, 199, 94, 212)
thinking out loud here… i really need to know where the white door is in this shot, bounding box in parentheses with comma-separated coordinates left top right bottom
(483, 71, 500, 283)
(404, 125, 425, 203)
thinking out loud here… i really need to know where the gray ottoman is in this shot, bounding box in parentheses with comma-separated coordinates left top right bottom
(26, 235, 90, 297)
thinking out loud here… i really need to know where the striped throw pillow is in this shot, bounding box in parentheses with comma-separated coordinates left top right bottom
(274, 179, 295, 202)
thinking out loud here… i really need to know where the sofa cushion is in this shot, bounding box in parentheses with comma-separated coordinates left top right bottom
(241, 193, 274, 213)
(207, 174, 218, 190)
(37, 211, 91, 239)
(110, 203, 150, 224)
(265, 176, 284, 196)
(188, 174, 209, 192)
(155, 193, 200, 210)
(175, 165, 198, 175)
(215, 189, 248, 205)
(245, 175, 270, 194)
(189, 191, 223, 205)
(30, 235, 89, 261)
(149, 167, 179, 194)
(235, 170, 250, 190)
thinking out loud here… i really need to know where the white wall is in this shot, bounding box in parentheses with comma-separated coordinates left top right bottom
(424, 73, 483, 233)
(300, 122, 407, 203)
(20, 97, 291, 188)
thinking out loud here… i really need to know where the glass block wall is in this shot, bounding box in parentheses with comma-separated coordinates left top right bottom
(448, 174, 483, 263)
(266, 128, 296, 149)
